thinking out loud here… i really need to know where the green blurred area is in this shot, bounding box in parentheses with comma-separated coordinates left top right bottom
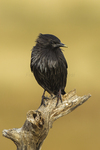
(0, 0, 100, 149)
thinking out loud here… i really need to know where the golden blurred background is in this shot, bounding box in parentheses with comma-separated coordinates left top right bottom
(0, 0, 100, 149)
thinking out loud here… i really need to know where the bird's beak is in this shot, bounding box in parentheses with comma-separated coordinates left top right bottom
(59, 43, 68, 48)
(53, 43, 68, 48)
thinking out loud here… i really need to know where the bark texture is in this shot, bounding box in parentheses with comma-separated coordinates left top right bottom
(2, 89, 91, 150)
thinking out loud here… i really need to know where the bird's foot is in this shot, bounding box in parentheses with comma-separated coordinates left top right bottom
(40, 90, 50, 107)
(56, 89, 62, 106)
(41, 96, 49, 106)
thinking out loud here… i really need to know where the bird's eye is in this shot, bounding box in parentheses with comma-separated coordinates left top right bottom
(51, 41, 56, 44)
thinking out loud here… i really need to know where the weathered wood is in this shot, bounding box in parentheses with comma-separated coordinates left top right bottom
(2, 89, 91, 150)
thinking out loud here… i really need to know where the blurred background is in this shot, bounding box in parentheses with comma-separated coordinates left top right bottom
(0, 0, 100, 149)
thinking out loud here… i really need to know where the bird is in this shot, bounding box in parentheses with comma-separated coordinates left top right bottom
(30, 33, 68, 106)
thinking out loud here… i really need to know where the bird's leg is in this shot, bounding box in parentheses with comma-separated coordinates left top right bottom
(56, 89, 62, 106)
(41, 90, 46, 106)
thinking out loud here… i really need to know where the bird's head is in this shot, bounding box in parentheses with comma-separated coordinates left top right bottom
(36, 33, 68, 49)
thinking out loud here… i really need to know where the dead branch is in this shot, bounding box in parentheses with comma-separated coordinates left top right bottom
(2, 89, 91, 150)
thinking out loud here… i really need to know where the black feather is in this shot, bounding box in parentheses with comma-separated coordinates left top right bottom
(30, 33, 68, 105)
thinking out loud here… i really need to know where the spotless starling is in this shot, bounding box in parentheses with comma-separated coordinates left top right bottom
(30, 34, 68, 106)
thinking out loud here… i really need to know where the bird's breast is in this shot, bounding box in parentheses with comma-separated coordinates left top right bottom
(31, 47, 66, 75)
(37, 53, 58, 73)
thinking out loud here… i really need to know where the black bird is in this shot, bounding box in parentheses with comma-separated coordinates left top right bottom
(30, 33, 68, 106)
